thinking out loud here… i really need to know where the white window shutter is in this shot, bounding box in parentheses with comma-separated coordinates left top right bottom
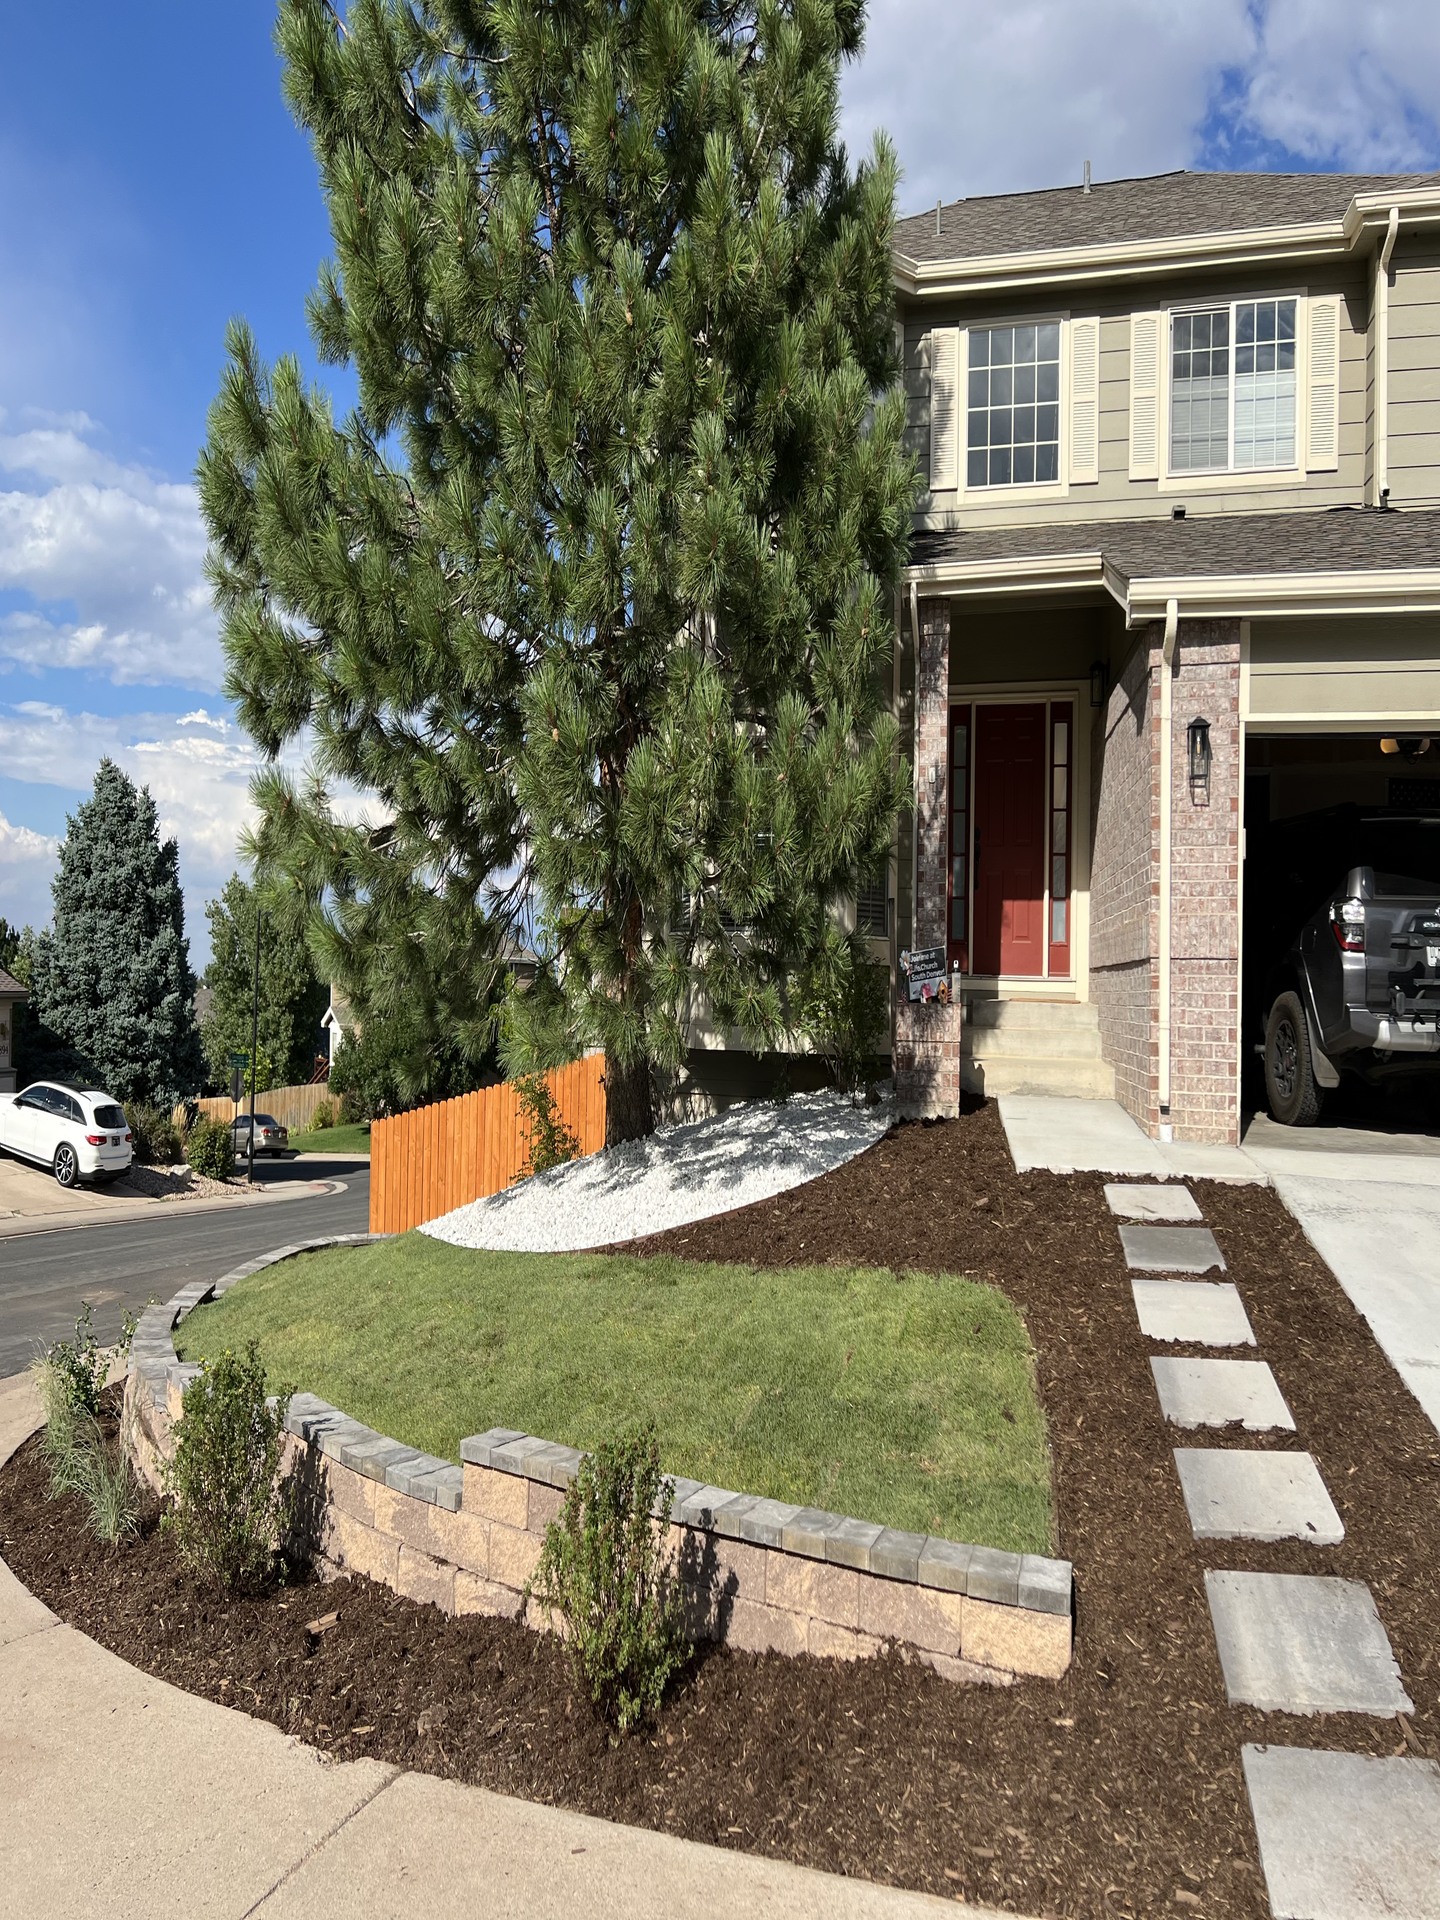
(1306, 294, 1341, 471)
(1068, 316, 1100, 483)
(928, 325, 960, 492)
(1129, 311, 1163, 479)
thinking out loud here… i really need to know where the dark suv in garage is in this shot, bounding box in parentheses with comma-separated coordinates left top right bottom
(1250, 805, 1440, 1124)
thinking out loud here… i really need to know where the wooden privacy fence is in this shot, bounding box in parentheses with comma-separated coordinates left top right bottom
(183, 1082, 337, 1133)
(369, 1055, 607, 1235)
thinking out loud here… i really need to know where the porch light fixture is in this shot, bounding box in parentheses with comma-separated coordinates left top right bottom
(1089, 660, 1108, 708)
(1187, 716, 1212, 801)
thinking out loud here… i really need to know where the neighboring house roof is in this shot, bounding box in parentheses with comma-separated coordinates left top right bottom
(909, 506, 1440, 623)
(894, 170, 1440, 267)
(193, 984, 214, 1025)
(0, 966, 27, 998)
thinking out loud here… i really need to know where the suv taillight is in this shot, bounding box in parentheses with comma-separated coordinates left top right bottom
(85, 1134, 106, 1146)
(1331, 898, 1366, 952)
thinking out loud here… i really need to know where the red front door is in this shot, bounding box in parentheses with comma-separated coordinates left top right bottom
(972, 703, 1047, 976)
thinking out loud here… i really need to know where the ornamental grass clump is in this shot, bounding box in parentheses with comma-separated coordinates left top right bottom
(31, 1304, 142, 1541)
(527, 1422, 690, 1735)
(162, 1342, 293, 1591)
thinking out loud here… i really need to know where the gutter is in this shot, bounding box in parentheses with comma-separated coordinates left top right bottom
(1373, 205, 1400, 507)
(1157, 597, 1179, 1128)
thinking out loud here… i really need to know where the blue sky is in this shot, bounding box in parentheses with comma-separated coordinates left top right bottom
(3, 0, 1439, 966)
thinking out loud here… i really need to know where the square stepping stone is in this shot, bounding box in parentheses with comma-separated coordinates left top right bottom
(1150, 1356, 1294, 1431)
(1131, 1278, 1256, 1347)
(1243, 1745, 1440, 1918)
(1174, 1449, 1344, 1545)
(1206, 1571, 1412, 1715)
(1120, 1223, 1225, 1273)
(1106, 1181, 1202, 1222)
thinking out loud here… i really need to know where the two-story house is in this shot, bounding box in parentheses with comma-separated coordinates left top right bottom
(888, 169, 1440, 1146)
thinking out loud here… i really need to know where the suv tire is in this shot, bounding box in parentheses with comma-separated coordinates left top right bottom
(53, 1142, 80, 1189)
(1265, 991, 1325, 1126)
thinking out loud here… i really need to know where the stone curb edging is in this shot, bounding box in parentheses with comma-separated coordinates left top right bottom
(125, 1239, 1073, 1684)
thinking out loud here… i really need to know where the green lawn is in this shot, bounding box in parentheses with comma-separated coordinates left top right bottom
(289, 1122, 371, 1156)
(178, 1237, 1053, 1553)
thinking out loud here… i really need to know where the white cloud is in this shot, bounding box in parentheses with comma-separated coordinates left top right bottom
(0, 702, 267, 963)
(0, 810, 60, 934)
(843, 0, 1440, 215)
(0, 422, 220, 691)
(1232, 1, 1440, 170)
(843, 0, 1255, 212)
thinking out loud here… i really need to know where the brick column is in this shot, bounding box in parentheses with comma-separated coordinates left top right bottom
(894, 597, 963, 1119)
(1167, 619, 1242, 1144)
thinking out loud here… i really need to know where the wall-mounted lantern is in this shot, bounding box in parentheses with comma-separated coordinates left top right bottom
(1187, 715, 1212, 802)
(1089, 660, 1108, 708)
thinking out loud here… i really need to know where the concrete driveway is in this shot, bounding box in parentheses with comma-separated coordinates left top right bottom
(1241, 1114, 1440, 1436)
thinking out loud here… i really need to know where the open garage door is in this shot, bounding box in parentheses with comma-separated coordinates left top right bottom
(1242, 616, 1440, 1126)
(1242, 731, 1440, 1125)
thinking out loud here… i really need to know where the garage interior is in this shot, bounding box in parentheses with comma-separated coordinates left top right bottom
(1242, 729, 1440, 1124)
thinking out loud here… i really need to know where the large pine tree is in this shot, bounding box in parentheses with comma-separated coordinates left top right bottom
(33, 760, 205, 1105)
(200, 0, 914, 1142)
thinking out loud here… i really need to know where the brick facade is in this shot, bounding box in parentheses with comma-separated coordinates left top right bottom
(1090, 627, 1161, 1130)
(1166, 620, 1243, 1143)
(894, 597, 964, 1118)
(1087, 617, 1243, 1145)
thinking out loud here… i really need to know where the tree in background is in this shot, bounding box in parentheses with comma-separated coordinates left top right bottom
(328, 999, 498, 1122)
(199, 0, 914, 1144)
(201, 873, 330, 1093)
(30, 760, 205, 1105)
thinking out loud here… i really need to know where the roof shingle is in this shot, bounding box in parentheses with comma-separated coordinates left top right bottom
(909, 506, 1440, 584)
(894, 170, 1440, 266)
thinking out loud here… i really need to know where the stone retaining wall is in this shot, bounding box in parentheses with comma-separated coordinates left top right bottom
(125, 1239, 1072, 1685)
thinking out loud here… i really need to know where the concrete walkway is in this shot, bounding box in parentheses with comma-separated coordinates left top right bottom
(0, 1373, 999, 1920)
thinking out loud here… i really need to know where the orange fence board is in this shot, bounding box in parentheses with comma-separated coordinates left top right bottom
(367, 1056, 607, 1236)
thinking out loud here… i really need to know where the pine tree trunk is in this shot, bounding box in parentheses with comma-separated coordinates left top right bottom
(604, 1049, 654, 1146)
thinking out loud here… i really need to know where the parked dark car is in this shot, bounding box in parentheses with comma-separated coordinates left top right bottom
(230, 1113, 289, 1159)
(1253, 807, 1440, 1123)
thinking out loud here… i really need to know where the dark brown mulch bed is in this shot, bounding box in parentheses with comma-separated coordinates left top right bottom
(3, 1101, 1437, 1920)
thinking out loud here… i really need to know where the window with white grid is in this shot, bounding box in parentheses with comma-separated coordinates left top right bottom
(967, 322, 1061, 488)
(1168, 297, 1298, 474)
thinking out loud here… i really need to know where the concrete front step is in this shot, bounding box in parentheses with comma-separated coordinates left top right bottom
(965, 1023, 1106, 1061)
(962, 1055, 1117, 1099)
(964, 997, 1100, 1032)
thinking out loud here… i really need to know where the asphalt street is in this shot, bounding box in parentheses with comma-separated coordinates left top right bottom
(0, 1159, 371, 1377)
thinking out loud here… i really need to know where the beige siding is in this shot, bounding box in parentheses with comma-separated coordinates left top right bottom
(901, 264, 1370, 532)
(1247, 614, 1440, 726)
(1387, 236, 1440, 507)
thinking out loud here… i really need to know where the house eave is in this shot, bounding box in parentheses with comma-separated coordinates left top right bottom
(903, 553, 1440, 623)
(893, 187, 1440, 302)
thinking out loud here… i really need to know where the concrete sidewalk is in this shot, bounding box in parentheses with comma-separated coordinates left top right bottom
(0, 1374, 998, 1920)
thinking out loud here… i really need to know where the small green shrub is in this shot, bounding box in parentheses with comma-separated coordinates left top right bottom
(185, 1115, 236, 1181)
(526, 1422, 689, 1734)
(42, 1301, 107, 1419)
(127, 1102, 183, 1165)
(31, 1354, 89, 1497)
(161, 1342, 293, 1591)
(310, 1098, 336, 1130)
(514, 1072, 580, 1180)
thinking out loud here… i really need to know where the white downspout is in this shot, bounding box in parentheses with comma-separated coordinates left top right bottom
(908, 581, 922, 950)
(1157, 597, 1178, 1128)
(1374, 205, 1400, 507)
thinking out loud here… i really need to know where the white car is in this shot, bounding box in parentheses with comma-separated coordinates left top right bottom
(0, 1081, 134, 1188)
